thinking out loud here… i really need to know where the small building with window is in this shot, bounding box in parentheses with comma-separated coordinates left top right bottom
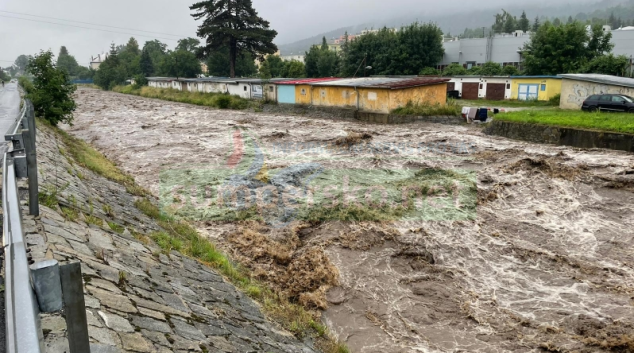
(309, 77, 450, 114)
(276, 78, 342, 104)
(510, 76, 561, 101)
(447, 76, 512, 100)
(559, 74, 634, 109)
(147, 77, 178, 89)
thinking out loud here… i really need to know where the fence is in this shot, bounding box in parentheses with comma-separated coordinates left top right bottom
(3, 92, 90, 353)
(3, 98, 43, 352)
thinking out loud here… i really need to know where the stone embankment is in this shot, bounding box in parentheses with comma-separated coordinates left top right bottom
(25, 124, 316, 352)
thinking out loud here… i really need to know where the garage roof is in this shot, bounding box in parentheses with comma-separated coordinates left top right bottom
(559, 74, 634, 88)
(310, 77, 450, 89)
(276, 78, 341, 85)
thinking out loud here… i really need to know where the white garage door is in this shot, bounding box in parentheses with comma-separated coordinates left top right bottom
(518, 84, 539, 101)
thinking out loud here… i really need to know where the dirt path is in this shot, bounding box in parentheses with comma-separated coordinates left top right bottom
(66, 87, 634, 353)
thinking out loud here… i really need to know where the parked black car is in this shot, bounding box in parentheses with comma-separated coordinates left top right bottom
(582, 94, 634, 113)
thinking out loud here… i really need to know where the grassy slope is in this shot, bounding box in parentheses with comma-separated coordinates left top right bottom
(391, 100, 462, 116)
(113, 86, 256, 110)
(40, 119, 349, 353)
(459, 99, 558, 108)
(494, 109, 634, 134)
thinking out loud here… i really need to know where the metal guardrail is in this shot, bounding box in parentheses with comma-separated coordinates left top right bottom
(3, 97, 44, 353)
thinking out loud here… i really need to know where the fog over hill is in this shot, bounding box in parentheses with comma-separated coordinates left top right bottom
(277, 0, 626, 55)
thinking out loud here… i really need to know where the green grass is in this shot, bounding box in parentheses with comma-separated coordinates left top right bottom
(60, 206, 78, 222)
(392, 99, 461, 116)
(112, 86, 252, 110)
(38, 185, 59, 208)
(459, 98, 559, 108)
(495, 109, 634, 134)
(108, 222, 125, 234)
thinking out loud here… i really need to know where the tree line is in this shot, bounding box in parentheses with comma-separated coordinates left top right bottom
(259, 22, 445, 79)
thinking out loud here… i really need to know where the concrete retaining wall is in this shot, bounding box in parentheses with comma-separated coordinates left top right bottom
(262, 104, 357, 120)
(262, 104, 464, 125)
(356, 112, 464, 125)
(485, 120, 634, 152)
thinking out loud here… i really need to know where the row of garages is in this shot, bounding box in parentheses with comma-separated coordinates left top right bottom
(147, 74, 634, 111)
(147, 76, 450, 114)
(447, 76, 562, 101)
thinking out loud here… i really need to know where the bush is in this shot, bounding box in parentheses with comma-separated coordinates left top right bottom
(216, 95, 232, 109)
(18, 76, 35, 94)
(419, 67, 440, 75)
(442, 63, 467, 76)
(27, 50, 76, 126)
(502, 65, 520, 76)
(132, 74, 148, 89)
(480, 62, 502, 76)
(548, 93, 561, 106)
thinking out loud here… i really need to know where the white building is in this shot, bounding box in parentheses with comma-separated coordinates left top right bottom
(439, 27, 634, 72)
(281, 55, 305, 63)
(90, 53, 109, 70)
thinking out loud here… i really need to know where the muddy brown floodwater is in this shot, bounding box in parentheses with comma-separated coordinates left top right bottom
(66, 88, 634, 353)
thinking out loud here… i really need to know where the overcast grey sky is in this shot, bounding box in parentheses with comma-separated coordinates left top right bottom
(0, 0, 598, 67)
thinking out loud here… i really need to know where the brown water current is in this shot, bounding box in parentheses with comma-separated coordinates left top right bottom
(66, 87, 634, 353)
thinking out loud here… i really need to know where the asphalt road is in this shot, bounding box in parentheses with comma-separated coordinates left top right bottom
(0, 82, 21, 155)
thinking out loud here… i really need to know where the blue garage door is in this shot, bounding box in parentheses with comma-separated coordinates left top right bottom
(277, 85, 296, 104)
(518, 84, 539, 101)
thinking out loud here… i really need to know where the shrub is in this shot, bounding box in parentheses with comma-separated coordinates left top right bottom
(419, 67, 440, 75)
(548, 93, 561, 106)
(132, 74, 148, 89)
(18, 76, 35, 93)
(443, 63, 467, 76)
(26, 50, 77, 126)
(215, 94, 232, 109)
(502, 65, 520, 76)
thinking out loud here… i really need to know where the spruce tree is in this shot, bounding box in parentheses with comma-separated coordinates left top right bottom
(190, 0, 277, 78)
(519, 11, 530, 32)
(139, 48, 154, 76)
(532, 17, 541, 31)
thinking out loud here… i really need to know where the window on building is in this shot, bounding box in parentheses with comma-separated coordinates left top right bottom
(540, 84, 546, 91)
(507, 83, 511, 89)
(479, 83, 483, 89)
(466, 61, 476, 69)
(269, 86, 274, 92)
(244, 86, 247, 91)
(301, 88, 306, 95)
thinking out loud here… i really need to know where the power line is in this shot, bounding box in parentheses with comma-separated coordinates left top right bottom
(0, 14, 181, 42)
(0, 10, 191, 38)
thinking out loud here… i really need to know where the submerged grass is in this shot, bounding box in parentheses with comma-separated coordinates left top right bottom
(495, 109, 634, 134)
(392, 99, 462, 116)
(112, 86, 253, 110)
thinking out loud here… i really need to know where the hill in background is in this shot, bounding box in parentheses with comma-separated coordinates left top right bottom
(278, 0, 630, 55)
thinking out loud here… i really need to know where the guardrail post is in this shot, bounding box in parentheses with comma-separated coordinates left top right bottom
(59, 262, 90, 353)
(21, 100, 39, 216)
(30, 260, 63, 312)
